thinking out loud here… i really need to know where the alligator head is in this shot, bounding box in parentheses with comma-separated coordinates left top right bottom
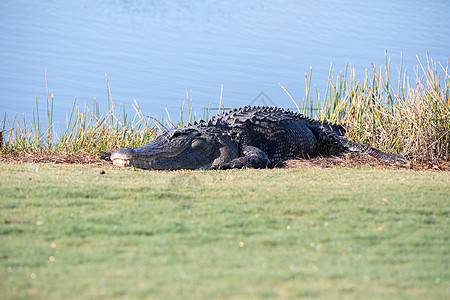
(111, 128, 222, 170)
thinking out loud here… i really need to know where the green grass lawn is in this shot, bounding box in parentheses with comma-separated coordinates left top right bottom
(0, 162, 449, 299)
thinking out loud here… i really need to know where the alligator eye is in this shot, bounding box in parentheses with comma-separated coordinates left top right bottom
(172, 130, 182, 138)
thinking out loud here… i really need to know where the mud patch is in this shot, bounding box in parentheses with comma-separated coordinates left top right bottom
(1, 152, 113, 166)
(279, 153, 449, 171)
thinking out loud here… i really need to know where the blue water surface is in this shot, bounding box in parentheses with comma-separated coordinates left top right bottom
(0, 0, 449, 125)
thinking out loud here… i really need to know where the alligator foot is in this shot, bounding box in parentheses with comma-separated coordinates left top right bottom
(99, 151, 111, 161)
(213, 146, 270, 169)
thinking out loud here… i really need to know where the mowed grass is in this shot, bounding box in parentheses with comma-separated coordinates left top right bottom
(0, 162, 449, 299)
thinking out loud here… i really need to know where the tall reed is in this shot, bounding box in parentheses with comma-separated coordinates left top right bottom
(296, 53, 449, 162)
(1, 88, 158, 156)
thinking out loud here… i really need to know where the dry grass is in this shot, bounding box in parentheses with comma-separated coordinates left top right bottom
(0, 152, 111, 167)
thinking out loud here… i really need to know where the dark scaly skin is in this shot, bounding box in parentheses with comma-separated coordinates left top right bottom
(110, 106, 406, 170)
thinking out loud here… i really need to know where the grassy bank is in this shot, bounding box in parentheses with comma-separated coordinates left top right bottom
(1, 55, 449, 163)
(1, 163, 449, 299)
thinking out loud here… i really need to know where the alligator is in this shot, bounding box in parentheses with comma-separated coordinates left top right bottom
(110, 106, 406, 170)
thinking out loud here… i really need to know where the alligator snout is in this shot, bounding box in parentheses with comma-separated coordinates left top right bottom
(110, 147, 135, 167)
(111, 147, 135, 159)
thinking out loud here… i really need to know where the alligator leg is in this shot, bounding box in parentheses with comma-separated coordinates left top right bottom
(213, 146, 270, 169)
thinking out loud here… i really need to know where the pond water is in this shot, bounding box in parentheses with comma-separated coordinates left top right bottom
(1, 0, 449, 125)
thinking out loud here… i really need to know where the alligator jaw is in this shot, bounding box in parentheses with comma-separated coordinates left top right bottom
(112, 158, 132, 167)
(112, 158, 153, 169)
(111, 146, 187, 169)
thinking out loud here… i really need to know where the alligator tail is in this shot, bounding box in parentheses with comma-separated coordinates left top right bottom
(309, 123, 406, 162)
